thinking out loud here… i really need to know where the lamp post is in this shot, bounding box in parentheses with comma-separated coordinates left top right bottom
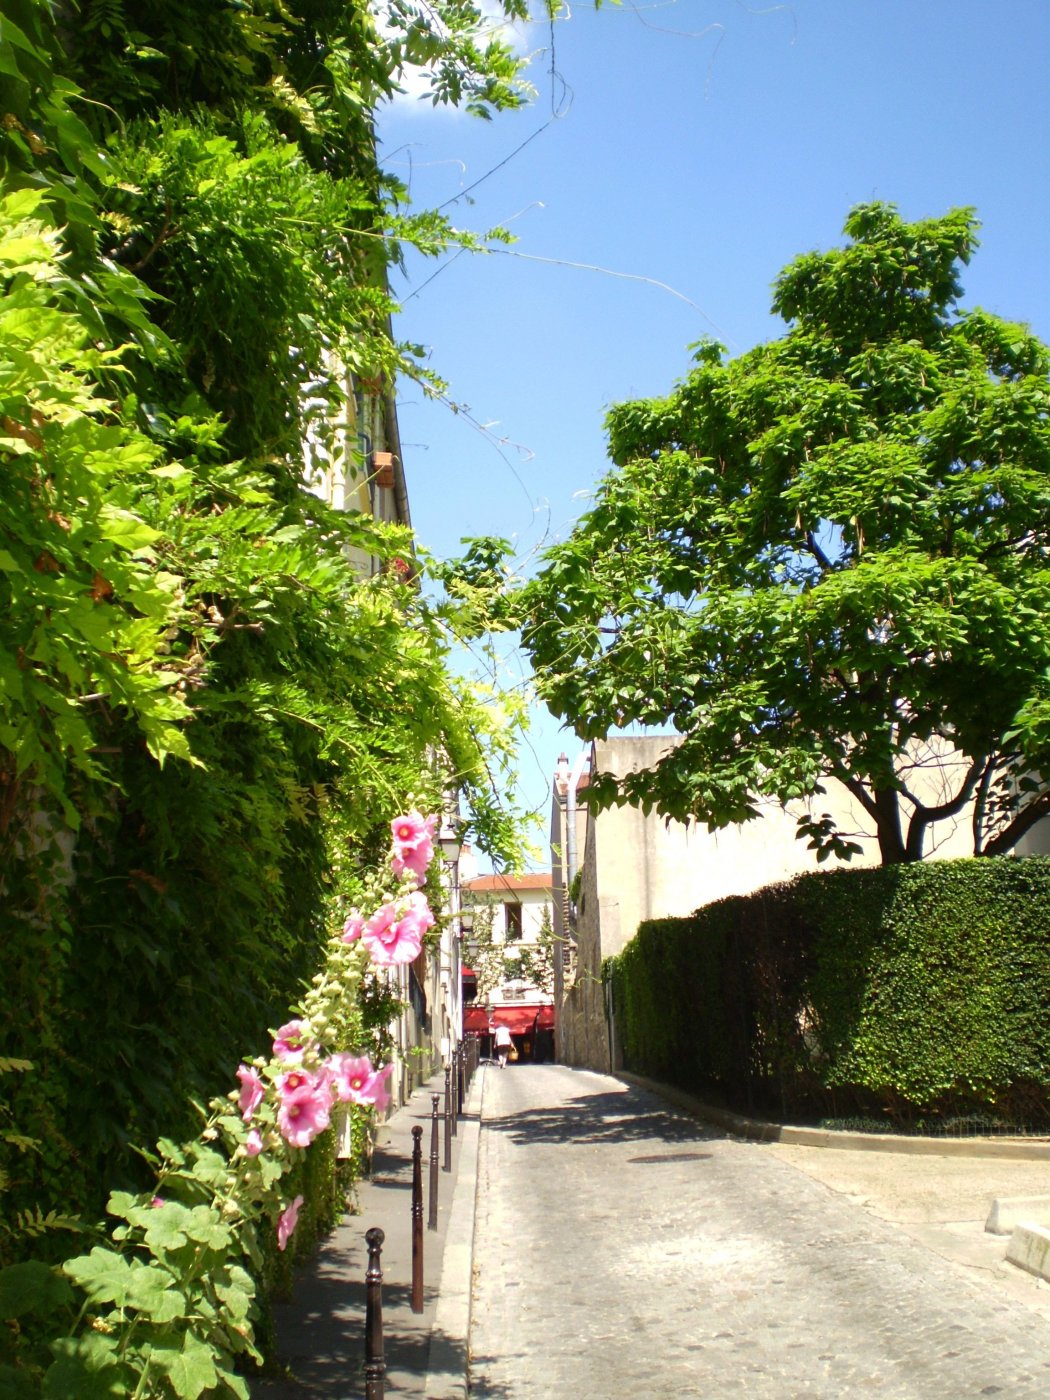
(437, 821, 463, 1079)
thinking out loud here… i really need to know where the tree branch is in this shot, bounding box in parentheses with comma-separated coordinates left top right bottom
(830, 762, 880, 823)
(972, 754, 998, 855)
(982, 790, 1050, 858)
(127, 201, 178, 274)
(904, 753, 986, 860)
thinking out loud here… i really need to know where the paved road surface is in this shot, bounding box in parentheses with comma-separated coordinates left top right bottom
(468, 1064, 1050, 1399)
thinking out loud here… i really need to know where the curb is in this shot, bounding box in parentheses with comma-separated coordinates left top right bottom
(986, 1194, 1050, 1234)
(1006, 1222, 1050, 1282)
(422, 1066, 486, 1399)
(615, 1071, 1050, 1160)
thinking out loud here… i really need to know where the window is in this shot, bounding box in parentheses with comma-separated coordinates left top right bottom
(504, 902, 522, 941)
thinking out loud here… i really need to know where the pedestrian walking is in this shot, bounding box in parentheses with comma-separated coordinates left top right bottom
(493, 1023, 513, 1068)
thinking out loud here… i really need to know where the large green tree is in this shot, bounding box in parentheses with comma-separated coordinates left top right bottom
(522, 205, 1050, 864)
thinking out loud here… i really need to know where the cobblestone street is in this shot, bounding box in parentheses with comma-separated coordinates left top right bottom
(468, 1065, 1050, 1399)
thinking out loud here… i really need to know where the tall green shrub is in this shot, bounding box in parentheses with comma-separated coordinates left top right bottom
(607, 857, 1050, 1125)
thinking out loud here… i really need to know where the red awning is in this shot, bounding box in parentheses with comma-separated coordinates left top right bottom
(464, 1004, 556, 1035)
(462, 965, 476, 979)
(463, 1005, 490, 1033)
(489, 1006, 540, 1035)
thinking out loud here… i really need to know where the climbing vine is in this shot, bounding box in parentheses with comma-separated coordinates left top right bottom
(0, 0, 537, 1359)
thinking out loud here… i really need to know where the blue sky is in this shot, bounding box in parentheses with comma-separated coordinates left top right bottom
(377, 0, 1050, 856)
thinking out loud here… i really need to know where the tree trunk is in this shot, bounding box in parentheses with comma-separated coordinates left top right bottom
(873, 787, 908, 864)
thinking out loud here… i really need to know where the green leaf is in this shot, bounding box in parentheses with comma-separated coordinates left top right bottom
(0, 1364, 39, 1400)
(126, 1263, 186, 1322)
(44, 1336, 130, 1400)
(142, 1202, 193, 1254)
(95, 506, 160, 551)
(149, 1334, 219, 1400)
(183, 1206, 232, 1251)
(62, 1247, 133, 1305)
(0, 1261, 74, 1320)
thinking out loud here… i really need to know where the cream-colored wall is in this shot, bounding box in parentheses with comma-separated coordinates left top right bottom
(585, 735, 993, 964)
(467, 887, 551, 944)
(466, 886, 554, 1010)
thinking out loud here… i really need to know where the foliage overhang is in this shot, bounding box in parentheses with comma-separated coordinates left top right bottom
(502, 203, 1050, 864)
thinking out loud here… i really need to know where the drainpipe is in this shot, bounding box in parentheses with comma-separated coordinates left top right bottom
(565, 749, 588, 903)
(554, 752, 588, 943)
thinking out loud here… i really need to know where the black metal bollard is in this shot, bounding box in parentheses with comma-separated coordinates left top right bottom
(456, 1042, 465, 1115)
(443, 1064, 452, 1172)
(428, 1093, 440, 1231)
(411, 1125, 424, 1314)
(364, 1227, 386, 1400)
(450, 1047, 459, 1138)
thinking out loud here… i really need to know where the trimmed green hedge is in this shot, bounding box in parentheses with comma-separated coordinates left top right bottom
(605, 857, 1050, 1127)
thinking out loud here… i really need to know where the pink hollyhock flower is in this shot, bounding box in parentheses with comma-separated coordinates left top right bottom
(362, 896, 430, 966)
(405, 890, 435, 931)
(365, 1063, 394, 1114)
(327, 1052, 376, 1105)
(390, 811, 436, 880)
(342, 909, 364, 943)
(277, 1195, 304, 1252)
(273, 1019, 309, 1062)
(151, 1197, 165, 1209)
(391, 810, 429, 849)
(245, 1129, 264, 1157)
(276, 1075, 333, 1148)
(277, 1067, 310, 1095)
(392, 843, 431, 881)
(237, 1064, 265, 1122)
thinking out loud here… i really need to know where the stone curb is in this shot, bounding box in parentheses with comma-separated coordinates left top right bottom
(615, 1071, 1050, 1159)
(1006, 1222, 1050, 1282)
(421, 1065, 486, 1399)
(986, 1194, 1050, 1234)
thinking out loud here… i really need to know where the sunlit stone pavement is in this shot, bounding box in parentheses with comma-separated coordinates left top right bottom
(468, 1064, 1050, 1399)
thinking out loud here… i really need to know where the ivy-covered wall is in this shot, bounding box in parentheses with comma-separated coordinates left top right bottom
(606, 858, 1050, 1127)
(0, 0, 531, 1262)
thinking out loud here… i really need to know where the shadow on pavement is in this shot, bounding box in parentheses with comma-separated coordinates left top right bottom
(254, 1289, 466, 1397)
(467, 1354, 531, 1399)
(483, 1089, 724, 1148)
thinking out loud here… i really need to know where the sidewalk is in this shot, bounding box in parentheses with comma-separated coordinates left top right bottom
(252, 1064, 487, 1399)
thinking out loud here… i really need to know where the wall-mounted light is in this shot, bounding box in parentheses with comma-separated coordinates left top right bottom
(438, 821, 462, 865)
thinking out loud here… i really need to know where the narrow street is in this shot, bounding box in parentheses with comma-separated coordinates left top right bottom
(468, 1065, 1050, 1399)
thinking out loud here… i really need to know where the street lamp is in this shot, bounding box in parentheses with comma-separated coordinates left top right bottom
(436, 818, 463, 1062)
(437, 821, 462, 866)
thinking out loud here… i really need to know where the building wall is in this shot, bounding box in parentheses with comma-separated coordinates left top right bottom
(481, 890, 549, 945)
(559, 803, 611, 1071)
(463, 879, 555, 1011)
